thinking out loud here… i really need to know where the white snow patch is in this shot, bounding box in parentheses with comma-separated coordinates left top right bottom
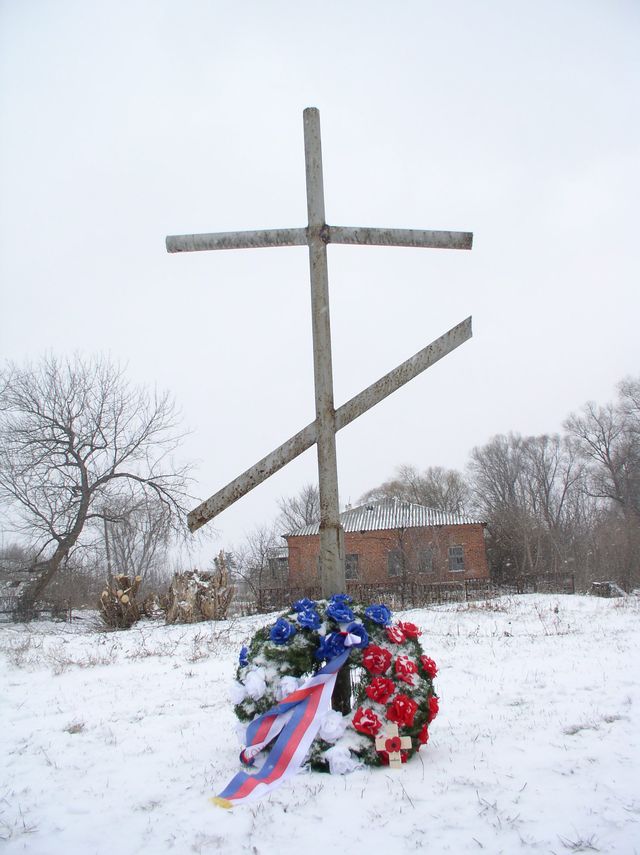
(0, 595, 638, 853)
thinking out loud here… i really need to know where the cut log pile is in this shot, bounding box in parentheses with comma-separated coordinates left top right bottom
(165, 553, 234, 624)
(99, 573, 142, 628)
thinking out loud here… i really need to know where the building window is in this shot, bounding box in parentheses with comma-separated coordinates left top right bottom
(418, 547, 433, 574)
(345, 553, 359, 580)
(268, 556, 288, 579)
(448, 545, 465, 572)
(387, 549, 403, 577)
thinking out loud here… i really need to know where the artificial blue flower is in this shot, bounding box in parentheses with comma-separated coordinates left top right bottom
(314, 635, 328, 661)
(326, 601, 355, 623)
(314, 632, 346, 662)
(296, 609, 321, 630)
(344, 621, 369, 649)
(270, 617, 297, 645)
(292, 597, 317, 613)
(238, 645, 249, 667)
(364, 603, 392, 626)
(330, 593, 353, 605)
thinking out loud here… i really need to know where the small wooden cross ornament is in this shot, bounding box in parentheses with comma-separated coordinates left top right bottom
(375, 722, 412, 769)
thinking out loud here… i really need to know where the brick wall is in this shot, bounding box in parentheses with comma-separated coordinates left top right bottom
(286, 523, 488, 585)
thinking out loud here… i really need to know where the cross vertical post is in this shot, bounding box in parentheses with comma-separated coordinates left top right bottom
(166, 106, 474, 612)
(303, 108, 345, 598)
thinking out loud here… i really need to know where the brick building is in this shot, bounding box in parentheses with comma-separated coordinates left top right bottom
(285, 497, 489, 585)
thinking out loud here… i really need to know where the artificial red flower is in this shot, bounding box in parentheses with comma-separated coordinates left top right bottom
(395, 655, 419, 685)
(365, 677, 396, 704)
(385, 625, 406, 644)
(427, 695, 439, 723)
(386, 694, 418, 727)
(399, 621, 422, 638)
(420, 655, 438, 679)
(352, 706, 382, 736)
(418, 724, 429, 745)
(362, 645, 393, 675)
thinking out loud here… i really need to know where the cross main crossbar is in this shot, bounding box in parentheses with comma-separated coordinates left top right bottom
(166, 225, 472, 253)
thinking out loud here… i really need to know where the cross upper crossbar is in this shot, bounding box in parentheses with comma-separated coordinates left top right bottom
(166, 107, 473, 597)
(166, 225, 472, 253)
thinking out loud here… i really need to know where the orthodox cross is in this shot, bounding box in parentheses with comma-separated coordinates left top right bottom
(166, 107, 473, 598)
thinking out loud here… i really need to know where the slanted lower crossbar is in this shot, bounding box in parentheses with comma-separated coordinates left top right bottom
(187, 316, 471, 532)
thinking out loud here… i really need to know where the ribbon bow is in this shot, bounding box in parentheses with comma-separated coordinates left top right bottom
(341, 630, 362, 648)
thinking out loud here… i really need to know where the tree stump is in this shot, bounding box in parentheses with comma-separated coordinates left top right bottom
(165, 554, 233, 624)
(99, 574, 142, 629)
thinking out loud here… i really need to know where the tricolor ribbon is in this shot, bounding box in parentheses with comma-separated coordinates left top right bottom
(212, 648, 351, 808)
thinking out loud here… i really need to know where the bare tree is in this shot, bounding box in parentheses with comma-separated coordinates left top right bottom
(565, 403, 632, 512)
(468, 433, 531, 577)
(0, 354, 192, 612)
(468, 433, 589, 582)
(618, 376, 640, 520)
(520, 434, 587, 571)
(230, 524, 285, 611)
(105, 497, 174, 593)
(360, 464, 470, 515)
(277, 483, 320, 532)
(565, 377, 640, 588)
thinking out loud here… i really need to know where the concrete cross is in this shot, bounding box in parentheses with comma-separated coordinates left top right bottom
(166, 107, 473, 598)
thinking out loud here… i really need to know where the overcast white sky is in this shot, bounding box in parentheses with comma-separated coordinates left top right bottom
(1, 1, 638, 557)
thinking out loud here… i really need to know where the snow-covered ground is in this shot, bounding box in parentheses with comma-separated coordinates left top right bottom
(1, 594, 638, 854)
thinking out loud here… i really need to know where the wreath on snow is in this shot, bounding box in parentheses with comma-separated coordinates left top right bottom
(231, 594, 439, 774)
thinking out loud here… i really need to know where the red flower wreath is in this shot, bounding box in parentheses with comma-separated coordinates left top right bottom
(235, 597, 440, 773)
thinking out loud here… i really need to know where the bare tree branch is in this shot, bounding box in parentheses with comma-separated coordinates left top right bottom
(359, 464, 470, 516)
(0, 353, 194, 609)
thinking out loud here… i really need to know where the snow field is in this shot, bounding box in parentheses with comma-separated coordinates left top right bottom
(1, 595, 638, 854)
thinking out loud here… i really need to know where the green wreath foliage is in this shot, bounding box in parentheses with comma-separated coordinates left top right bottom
(232, 596, 439, 772)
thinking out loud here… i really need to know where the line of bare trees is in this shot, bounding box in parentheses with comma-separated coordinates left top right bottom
(361, 377, 640, 591)
(225, 376, 640, 603)
(9, 354, 630, 615)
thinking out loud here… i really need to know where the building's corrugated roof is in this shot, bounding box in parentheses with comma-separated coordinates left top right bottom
(285, 497, 485, 537)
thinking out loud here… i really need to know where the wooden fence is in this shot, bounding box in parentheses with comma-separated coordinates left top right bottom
(231, 574, 575, 616)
